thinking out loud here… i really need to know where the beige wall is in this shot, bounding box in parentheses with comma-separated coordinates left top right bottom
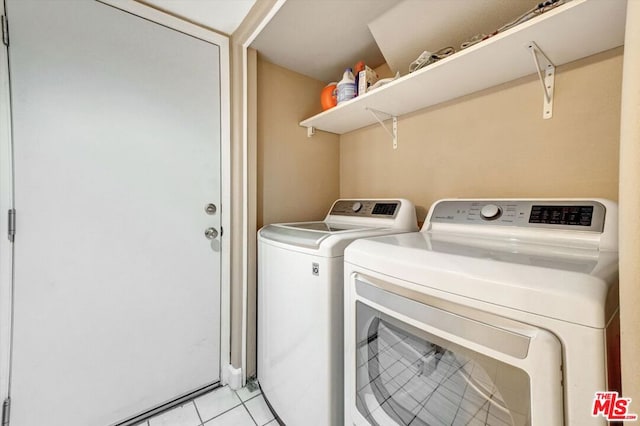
(257, 58, 340, 228)
(341, 48, 622, 222)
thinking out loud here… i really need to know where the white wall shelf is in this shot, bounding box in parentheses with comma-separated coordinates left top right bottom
(299, 0, 627, 135)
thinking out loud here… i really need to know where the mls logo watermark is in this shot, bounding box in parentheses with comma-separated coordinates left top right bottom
(592, 392, 638, 421)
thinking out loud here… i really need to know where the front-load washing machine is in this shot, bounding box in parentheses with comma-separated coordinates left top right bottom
(344, 199, 620, 426)
(258, 199, 418, 425)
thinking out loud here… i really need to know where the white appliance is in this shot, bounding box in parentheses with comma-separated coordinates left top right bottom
(344, 199, 619, 426)
(258, 199, 418, 425)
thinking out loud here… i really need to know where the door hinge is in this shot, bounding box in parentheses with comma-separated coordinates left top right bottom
(1, 15, 8, 47)
(2, 397, 10, 426)
(7, 209, 15, 242)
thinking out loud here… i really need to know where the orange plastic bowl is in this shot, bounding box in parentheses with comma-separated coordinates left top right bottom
(321, 83, 337, 111)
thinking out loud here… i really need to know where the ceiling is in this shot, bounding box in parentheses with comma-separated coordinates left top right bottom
(250, 0, 541, 83)
(139, 0, 257, 35)
(250, 0, 402, 83)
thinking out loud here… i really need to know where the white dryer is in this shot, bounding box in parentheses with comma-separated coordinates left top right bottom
(258, 199, 418, 425)
(344, 199, 619, 426)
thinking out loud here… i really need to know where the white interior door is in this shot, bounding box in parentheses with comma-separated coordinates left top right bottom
(5, 1, 223, 425)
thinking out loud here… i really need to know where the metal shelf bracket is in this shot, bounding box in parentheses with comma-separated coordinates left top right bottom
(306, 126, 316, 138)
(366, 107, 398, 149)
(527, 41, 555, 119)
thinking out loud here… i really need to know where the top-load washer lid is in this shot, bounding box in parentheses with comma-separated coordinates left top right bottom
(259, 221, 376, 250)
(344, 199, 619, 328)
(258, 199, 419, 256)
(280, 221, 365, 233)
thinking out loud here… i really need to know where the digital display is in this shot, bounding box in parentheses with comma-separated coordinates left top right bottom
(529, 205, 593, 226)
(372, 203, 397, 216)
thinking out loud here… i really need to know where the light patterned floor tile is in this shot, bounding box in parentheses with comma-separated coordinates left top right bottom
(149, 402, 201, 426)
(245, 395, 275, 426)
(235, 385, 261, 402)
(204, 405, 256, 426)
(195, 386, 242, 422)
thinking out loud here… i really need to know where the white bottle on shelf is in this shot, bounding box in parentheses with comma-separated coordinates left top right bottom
(336, 68, 356, 105)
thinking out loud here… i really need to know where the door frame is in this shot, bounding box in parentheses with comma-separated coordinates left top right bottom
(238, 0, 287, 384)
(0, 0, 231, 405)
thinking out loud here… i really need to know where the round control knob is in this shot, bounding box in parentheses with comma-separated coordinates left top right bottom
(480, 204, 502, 220)
(352, 202, 363, 213)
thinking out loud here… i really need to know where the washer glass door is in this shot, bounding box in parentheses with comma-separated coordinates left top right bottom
(353, 278, 564, 426)
(356, 302, 530, 426)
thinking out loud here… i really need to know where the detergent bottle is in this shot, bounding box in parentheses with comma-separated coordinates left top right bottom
(336, 68, 356, 104)
(320, 82, 337, 110)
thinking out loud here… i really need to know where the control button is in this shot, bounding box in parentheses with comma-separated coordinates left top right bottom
(480, 204, 502, 220)
(352, 202, 363, 213)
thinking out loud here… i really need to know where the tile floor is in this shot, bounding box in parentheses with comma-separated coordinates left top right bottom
(136, 384, 277, 426)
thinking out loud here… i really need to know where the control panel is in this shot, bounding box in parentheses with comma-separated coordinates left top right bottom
(330, 200, 400, 218)
(430, 200, 606, 232)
